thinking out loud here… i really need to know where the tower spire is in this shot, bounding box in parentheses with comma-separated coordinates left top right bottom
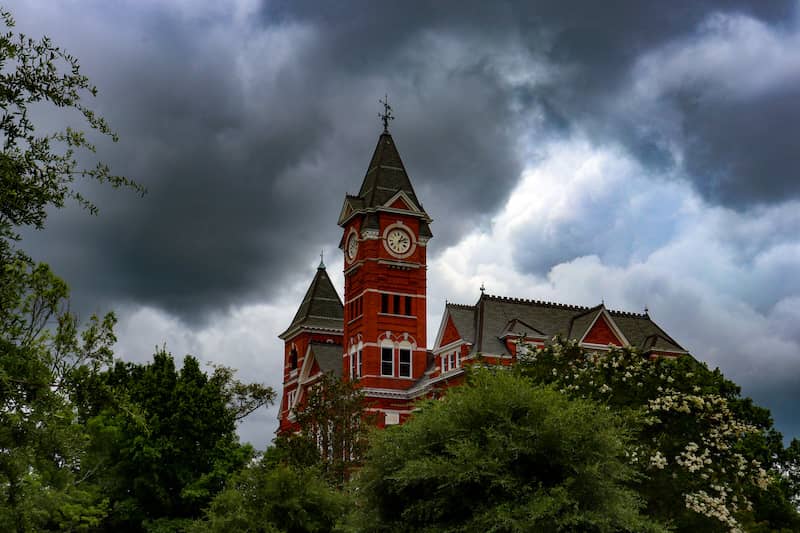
(319, 250, 325, 269)
(378, 94, 394, 133)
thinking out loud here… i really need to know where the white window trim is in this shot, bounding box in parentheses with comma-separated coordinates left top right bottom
(398, 344, 412, 378)
(380, 342, 394, 377)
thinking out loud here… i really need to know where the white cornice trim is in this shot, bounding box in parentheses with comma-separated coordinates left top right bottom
(345, 288, 425, 304)
(433, 339, 467, 355)
(338, 205, 433, 227)
(278, 325, 344, 341)
(432, 307, 451, 350)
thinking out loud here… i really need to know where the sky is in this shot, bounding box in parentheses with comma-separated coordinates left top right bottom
(8, 0, 800, 447)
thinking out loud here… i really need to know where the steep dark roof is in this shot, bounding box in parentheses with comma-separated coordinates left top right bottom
(339, 132, 431, 229)
(445, 303, 477, 345)
(310, 342, 343, 378)
(441, 294, 686, 356)
(279, 265, 343, 339)
(359, 133, 423, 209)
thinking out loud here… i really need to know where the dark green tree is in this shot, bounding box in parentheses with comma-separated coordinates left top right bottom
(194, 459, 348, 533)
(350, 369, 664, 532)
(75, 349, 274, 531)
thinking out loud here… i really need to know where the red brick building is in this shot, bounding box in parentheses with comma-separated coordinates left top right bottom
(278, 128, 687, 433)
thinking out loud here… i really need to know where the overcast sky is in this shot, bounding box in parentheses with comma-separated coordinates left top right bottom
(9, 0, 800, 447)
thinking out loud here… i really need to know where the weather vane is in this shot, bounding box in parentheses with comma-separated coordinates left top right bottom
(379, 94, 394, 133)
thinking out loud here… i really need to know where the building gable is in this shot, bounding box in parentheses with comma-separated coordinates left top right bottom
(440, 314, 462, 347)
(383, 190, 422, 214)
(581, 310, 628, 347)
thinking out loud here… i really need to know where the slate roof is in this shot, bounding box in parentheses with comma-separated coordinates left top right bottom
(279, 264, 344, 339)
(309, 342, 343, 378)
(339, 132, 432, 238)
(359, 133, 423, 209)
(447, 303, 477, 345)
(441, 294, 685, 356)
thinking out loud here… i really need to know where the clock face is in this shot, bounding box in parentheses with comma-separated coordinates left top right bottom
(347, 234, 358, 261)
(386, 228, 412, 255)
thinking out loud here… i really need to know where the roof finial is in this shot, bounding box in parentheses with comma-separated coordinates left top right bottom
(644, 304, 649, 315)
(480, 282, 485, 294)
(318, 250, 325, 269)
(378, 94, 394, 133)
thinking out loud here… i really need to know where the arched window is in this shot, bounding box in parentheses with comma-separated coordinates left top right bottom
(398, 340, 412, 378)
(380, 339, 394, 376)
(356, 341, 363, 378)
(349, 345, 357, 378)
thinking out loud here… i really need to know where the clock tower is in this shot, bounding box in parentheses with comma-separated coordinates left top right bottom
(337, 121, 432, 425)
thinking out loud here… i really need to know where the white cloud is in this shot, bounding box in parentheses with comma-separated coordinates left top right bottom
(632, 13, 800, 102)
(114, 289, 309, 448)
(428, 135, 800, 437)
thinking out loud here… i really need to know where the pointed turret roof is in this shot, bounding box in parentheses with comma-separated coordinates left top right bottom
(359, 132, 423, 208)
(279, 264, 343, 339)
(338, 132, 432, 238)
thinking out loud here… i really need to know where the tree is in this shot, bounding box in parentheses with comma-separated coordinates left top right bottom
(0, 8, 142, 245)
(350, 369, 664, 532)
(0, 261, 117, 531)
(291, 372, 373, 486)
(0, 9, 142, 529)
(75, 349, 274, 531)
(515, 338, 800, 532)
(195, 459, 348, 533)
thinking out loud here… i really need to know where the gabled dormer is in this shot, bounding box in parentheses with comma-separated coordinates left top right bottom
(573, 305, 629, 348)
(499, 318, 547, 355)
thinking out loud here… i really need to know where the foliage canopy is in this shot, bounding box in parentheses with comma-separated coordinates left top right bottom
(351, 369, 664, 533)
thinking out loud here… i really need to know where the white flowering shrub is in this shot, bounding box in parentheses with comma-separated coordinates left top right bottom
(515, 338, 800, 532)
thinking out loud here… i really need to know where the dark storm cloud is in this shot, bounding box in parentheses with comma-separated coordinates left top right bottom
(15, 0, 529, 321)
(11, 0, 800, 321)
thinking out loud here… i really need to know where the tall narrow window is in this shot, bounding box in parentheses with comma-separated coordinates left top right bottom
(357, 348, 363, 377)
(450, 350, 458, 370)
(399, 348, 411, 378)
(394, 294, 401, 314)
(381, 346, 394, 376)
(290, 348, 298, 370)
(381, 293, 389, 313)
(405, 296, 412, 316)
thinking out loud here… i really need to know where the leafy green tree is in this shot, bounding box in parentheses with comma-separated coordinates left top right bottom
(0, 260, 117, 531)
(195, 459, 348, 533)
(350, 369, 664, 533)
(0, 8, 142, 529)
(292, 372, 373, 486)
(0, 8, 142, 245)
(75, 349, 274, 531)
(515, 338, 800, 532)
(780, 437, 800, 506)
